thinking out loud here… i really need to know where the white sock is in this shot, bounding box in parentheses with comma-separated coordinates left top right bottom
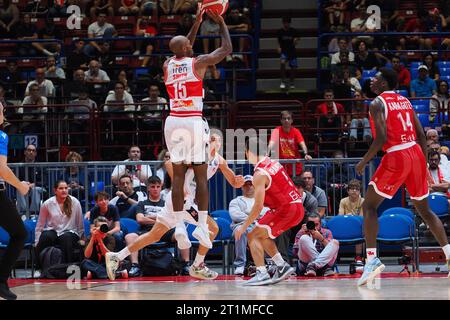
(174, 211, 185, 229)
(271, 253, 285, 267)
(442, 244, 450, 260)
(366, 248, 377, 263)
(257, 266, 268, 274)
(117, 247, 131, 261)
(198, 211, 208, 227)
(194, 254, 205, 267)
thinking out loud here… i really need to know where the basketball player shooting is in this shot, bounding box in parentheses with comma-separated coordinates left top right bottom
(355, 68, 450, 286)
(163, 6, 232, 250)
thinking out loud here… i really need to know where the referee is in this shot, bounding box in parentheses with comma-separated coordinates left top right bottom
(0, 102, 30, 300)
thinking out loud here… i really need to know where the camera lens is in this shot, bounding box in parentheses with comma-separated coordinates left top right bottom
(306, 221, 316, 230)
(99, 224, 109, 234)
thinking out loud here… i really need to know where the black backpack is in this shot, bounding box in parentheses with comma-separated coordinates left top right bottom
(141, 248, 183, 276)
(43, 262, 81, 279)
(39, 246, 63, 276)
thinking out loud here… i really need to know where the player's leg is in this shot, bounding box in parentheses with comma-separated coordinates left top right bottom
(105, 222, 170, 280)
(172, 162, 192, 249)
(189, 216, 219, 280)
(191, 163, 212, 248)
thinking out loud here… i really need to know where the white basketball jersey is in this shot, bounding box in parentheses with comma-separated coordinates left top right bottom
(164, 57, 204, 117)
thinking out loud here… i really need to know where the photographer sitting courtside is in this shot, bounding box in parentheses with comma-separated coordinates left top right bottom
(293, 213, 339, 277)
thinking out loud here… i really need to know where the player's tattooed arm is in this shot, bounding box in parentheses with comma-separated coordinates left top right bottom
(356, 98, 387, 175)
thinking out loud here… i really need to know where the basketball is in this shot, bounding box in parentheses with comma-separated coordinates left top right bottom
(202, 0, 229, 16)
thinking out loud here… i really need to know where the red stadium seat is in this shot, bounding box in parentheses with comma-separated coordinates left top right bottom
(52, 17, 68, 27)
(159, 15, 181, 35)
(31, 18, 46, 30)
(113, 38, 135, 52)
(129, 56, 146, 68)
(17, 59, 44, 69)
(114, 56, 130, 65)
(113, 16, 136, 29)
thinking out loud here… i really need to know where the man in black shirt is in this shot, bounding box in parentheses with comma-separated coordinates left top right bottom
(225, 7, 249, 56)
(66, 40, 90, 78)
(0, 61, 26, 98)
(277, 17, 299, 90)
(15, 13, 38, 57)
(109, 175, 147, 219)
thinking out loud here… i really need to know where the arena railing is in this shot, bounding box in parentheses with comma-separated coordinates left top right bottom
(317, 31, 450, 89)
(7, 158, 369, 218)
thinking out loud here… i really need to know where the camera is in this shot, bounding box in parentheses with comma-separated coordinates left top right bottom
(306, 221, 316, 231)
(98, 223, 109, 234)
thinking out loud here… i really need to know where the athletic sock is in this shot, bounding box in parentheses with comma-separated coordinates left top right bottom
(193, 254, 205, 267)
(442, 244, 450, 260)
(366, 248, 377, 263)
(174, 211, 185, 229)
(257, 266, 268, 274)
(271, 253, 285, 267)
(117, 247, 131, 261)
(198, 211, 208, 227)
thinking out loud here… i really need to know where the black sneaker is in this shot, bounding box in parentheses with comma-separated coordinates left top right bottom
(181, 262, 190, 276)
(0, 282, 17, 300)
(129, 264, 142, 277)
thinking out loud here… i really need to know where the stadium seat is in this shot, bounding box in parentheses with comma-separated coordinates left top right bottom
(120, 218, 139, 234)
(210, 210, 232, 223)
(362, 69, 377, 79)
(114, 56, 130, 65)
(84, 219, 91, 238)
(395, 90, 409, 97)
(440, 75, 450, 82)
(428, 194, 449, 218)
(326, 215, 364, 245)
(113, 16, 136, 29)
(0, 226, 10, 247)
(382, 207, 415, 221)
(440, 68, 450, 76)
(437, 61, 450, 68)
(418, 113, 433, 127)
(411, 100, 429, 113)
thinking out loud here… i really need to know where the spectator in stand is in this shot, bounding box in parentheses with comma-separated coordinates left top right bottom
(95, 42, 115, 70)
(229, 175, 269, 275)
(135, 16, 158, 67)
(316, 89, 345, 142)
(45, 56, 66, 80)
(427, 151, 450, 201)
(104, 81, 135, 113)
(140, 0, 156, 15)
(118, 0, 140, 15)
(293, 212, 339, 277)
(339, 179, 364, 216)
(332, 67, 360, 106)
(61, 151, 86, 201)
(350, 6, 375, 45)
(117, 70, 135, 93)
(349, 90, 371, 142)
(0, 0, 19, 38)
(138, 84, 167, 128)
(268, 110, 312, 177)
(24, 0, 48, 17)
(90, 0, 114, 18)
(159, 0, 174, 14)
(67, 87, 97, 147)
(0, 85, 17, 134)
(331, 38, 355, 65)
(429, 141, 450, 181)
(292, 176, 318, 217)
(19, 83, 48, 133)
(86, 191, 124, 251)
(134, 176, 190, 274)
(430, 80, 450, 123)
(84, 13, 117, 58)
(16, 144, 46, 217)
(111, 145, 152, 190)
(324, 0, 347, 31)
(423, 8, 447, 50)
(66, 40, 90, 77)
(173, 0, 197, 14)
(422, 53, 440, 81)
(400, 9, 427, 50)
(33, 17, 62, 57)
(426, 129, 440, 143)
(201, 14, 220, 54)
(331, 51, 358, 81)
(354, 40, 379, 71)
(0, 60, 26, 97)
(277, 17, 299, 90)
(35, 180, 84, 265)
(176, 12, 194, 36)
(390, 56, 411, 90)
(225, 7, 250, 57)
(84, 59, 111, 93)
(15, 13, 38, 57)
(410, 65, 437, 98)
(110, 174, 147, 218)
(155, 149, 170, 184)
(301, 170, 328, 217)
(25, 68, 55, 98)
(65, 69, 89, 99)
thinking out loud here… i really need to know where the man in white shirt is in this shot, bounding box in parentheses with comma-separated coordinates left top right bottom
(104, 81, 135, 112)
(84, 13, 117, 58)
(84, 60, 110, 86)
(44, 56, 66, 80)
(25, 68, 55, 98)
(111, 145, 152, 190)
(330, 37, 355, 64)
(138, 84, 167, 126)
(229, 175, 269, 275)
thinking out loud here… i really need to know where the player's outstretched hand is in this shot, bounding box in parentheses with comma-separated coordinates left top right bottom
(195, 2, 204, 23)
(355, 161, 366, 176)
(18, 181, 31, 196)
(234, 175, 245, 188)
(206, 10, 224, 24)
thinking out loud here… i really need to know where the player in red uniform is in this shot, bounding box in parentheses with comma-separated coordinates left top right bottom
(162, 7, 232, 251)
(356, 68, 450, 286)
(235, 137, 305, 286)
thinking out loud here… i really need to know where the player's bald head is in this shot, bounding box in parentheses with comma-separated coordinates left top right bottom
(169, 36, 191, 56)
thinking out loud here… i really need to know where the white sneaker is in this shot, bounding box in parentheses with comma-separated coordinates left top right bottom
(242, 270, 272, 286)
(280, 82, 286, 89)
(175, 225, 192, 250)
(192, 224, 212, 249)
(189, 263, 218, 280)
(105, 252, 120, 281)
(234, 266, 245, 275)
(357, 257, 385, 286)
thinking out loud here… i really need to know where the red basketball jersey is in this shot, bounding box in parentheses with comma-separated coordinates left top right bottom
(369, 91, 417, 152)
(164, 57, 204, 117)
(254, 156, 302, 209)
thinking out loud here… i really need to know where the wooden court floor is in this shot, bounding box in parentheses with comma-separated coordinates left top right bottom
(6, 273, 450, 300)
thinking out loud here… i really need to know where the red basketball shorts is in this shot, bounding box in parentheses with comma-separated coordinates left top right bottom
(256, 202, 305, 239)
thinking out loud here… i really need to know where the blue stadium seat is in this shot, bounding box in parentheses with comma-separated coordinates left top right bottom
(210, 210, 232, 223)
(395, 90, 409, 97)
(412, 101, 429, 113)
(0, 226, 10, 248)
(326, 215, 364, 245)
(382, 207, 415, 221)
(440, 68, 450, 76)
(440, 75, 450, 82)
(429, 194, 449, 218)
(437, 61, 450, 68)
(84, 219, 91, 238)
(418, 113, 436, 127)
(377, 214, 416, 243)
(362, 69, 377, 82)
(120, 218, 139, 234)
(410, 62, 421, 70)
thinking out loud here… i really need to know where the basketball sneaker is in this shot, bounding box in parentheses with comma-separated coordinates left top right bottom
(357, 257, 385, 286)
(271, 262, 295, 284)
(105, 252, 120, 281)
(189, 263, 218, 280)
(242, 269, 272, 286)
(447, 259, 450, 278)
(175, 225, 192, 250)
(192, 224, 212, 249)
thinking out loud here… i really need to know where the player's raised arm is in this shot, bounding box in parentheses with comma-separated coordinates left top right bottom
(186, 2, 204, 46)
(356, 98, 387, 175)
(195, 11, 232, 67)
(412, 111, 428, 159)
(217, 154, 245, 188)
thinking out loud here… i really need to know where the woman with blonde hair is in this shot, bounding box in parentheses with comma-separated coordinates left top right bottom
(35, 180, 84, 265)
